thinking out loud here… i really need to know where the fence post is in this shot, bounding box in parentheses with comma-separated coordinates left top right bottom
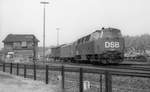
(45, 65, 49, 84)
(10, 63, 12, 74)
(61, 66, 65, 92)
(3, 63, 5, 72)
(24, 64, 26, 78)
(33, 64, 36, 80)
(100, 74, 102, 92)
(16, 63, 19, 76)
(79, 68, 83, 92)
(105, 71, 112, 92)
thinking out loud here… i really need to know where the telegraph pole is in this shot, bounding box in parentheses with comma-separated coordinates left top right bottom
(40, 1, 49, 63)
(56, 28, 60, 46)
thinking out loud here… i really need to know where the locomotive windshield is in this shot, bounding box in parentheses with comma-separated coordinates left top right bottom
(77, 30, 102, 44)
(102, 28, 122, 38)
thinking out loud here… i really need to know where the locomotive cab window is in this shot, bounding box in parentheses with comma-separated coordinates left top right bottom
(77, 38, 83, 44)
(102, 28, 122, 38)
(90, 31, 101, 41)
(77, 35, 91, 44)
(77, 39, 80, 44)
(85, 35, 90, 41)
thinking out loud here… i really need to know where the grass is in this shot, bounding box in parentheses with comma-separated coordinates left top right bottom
(0, 64, 150, 92)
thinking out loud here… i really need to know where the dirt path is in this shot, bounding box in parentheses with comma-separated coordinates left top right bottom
(0, 71, 59, 92)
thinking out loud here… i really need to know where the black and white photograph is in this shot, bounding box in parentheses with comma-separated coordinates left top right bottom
(0, 0, 150, 92)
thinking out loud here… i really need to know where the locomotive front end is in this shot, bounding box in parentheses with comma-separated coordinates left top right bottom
(103, 28, 124, 64)
(95, 28, 124, 64)
(102, 37, 124, 63)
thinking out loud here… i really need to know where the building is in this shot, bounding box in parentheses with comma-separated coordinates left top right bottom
(0, 48, 5, 62)
(2, 34, 39, 63)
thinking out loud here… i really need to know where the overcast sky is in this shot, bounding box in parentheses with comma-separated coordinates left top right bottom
(0, 0, 150, 49)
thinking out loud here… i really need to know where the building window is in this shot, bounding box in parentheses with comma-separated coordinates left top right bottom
(22, 41, 27, 47)
(28, 42, 33, 47)
(13, 42, 20, 47)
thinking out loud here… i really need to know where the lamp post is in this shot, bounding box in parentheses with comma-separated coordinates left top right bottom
(40, 1, 49, 63)
(56, 28, 60, 46)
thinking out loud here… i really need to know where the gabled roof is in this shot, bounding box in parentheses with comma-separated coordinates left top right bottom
(2, 34, 39, 43)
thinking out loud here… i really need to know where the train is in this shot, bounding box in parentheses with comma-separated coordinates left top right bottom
(51, 27, 125, 64)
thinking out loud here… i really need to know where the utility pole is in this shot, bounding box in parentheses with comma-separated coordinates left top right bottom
(56, 28, 60, 46)
(40, 1, 49, 63)
(33, 35, 36, 65)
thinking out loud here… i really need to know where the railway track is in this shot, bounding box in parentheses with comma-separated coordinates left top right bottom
(1, 59, 150, 73)
(40, 60, 150, 72)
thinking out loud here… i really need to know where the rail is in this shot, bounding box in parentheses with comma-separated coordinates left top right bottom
(0, 62, 150, 92)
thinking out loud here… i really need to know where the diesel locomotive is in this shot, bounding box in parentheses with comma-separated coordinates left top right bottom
(51, 27, 125, 64)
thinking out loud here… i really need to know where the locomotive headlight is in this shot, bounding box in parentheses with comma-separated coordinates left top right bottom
(110, 48, 115, 51)
(105, 42, 120, 48)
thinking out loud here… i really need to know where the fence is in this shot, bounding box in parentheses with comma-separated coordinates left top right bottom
(0, 62, 150, 92)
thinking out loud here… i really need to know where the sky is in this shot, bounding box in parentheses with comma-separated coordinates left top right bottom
(0, 0, 150, 49)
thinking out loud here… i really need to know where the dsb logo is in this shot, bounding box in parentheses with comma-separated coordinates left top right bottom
(105, 42, 120, 48)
